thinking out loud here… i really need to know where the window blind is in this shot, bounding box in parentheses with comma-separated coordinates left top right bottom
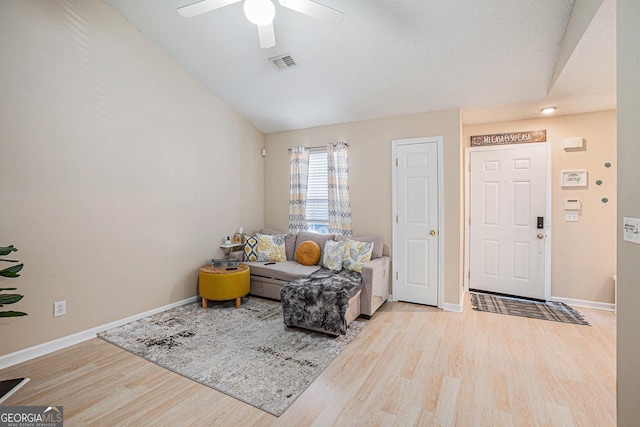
(306, 149, 328, 224)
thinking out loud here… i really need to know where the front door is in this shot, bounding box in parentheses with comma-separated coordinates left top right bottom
(394, 139, 439, 306)
(469, 144, 548, 300)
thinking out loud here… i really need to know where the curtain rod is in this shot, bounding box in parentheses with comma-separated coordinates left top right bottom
(288, 142, 349, 151)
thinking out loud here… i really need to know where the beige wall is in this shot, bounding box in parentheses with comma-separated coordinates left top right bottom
(463, 111, 617, 304)
(264, 110, 464, 306)
(617, 0, 640, 424)
(0, 0, 264, 355)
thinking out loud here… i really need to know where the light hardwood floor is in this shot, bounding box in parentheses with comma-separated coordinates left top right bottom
(1, 294, 616, 426)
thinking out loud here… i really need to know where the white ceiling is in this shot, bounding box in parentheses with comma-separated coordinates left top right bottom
(103, 0, 616, 133)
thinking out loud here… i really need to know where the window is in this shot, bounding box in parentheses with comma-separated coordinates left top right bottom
(306, 149, 329, 233)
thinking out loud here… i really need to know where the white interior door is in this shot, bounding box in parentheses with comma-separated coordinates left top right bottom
(395, 141, 439, 306)
(469, 144, 548, 300)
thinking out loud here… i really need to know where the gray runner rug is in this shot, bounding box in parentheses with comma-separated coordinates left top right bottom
(98, 298, 364, 416)
(470, 292, 590, 326)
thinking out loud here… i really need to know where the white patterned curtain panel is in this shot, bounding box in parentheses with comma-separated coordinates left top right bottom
(327, 142, 353, 236)
(288, 146, 309, 233)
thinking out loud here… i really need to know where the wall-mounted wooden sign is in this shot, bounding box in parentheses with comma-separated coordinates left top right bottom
(470, 130, 546, 146)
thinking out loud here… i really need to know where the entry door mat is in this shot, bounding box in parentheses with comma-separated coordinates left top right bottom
(470, 292, 590, 326)
(98, 299, 364, 416)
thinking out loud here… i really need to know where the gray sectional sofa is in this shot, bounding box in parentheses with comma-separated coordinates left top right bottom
(231, 228, 390, 318)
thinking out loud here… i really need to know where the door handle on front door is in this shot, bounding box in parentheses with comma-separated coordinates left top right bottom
(430, 230, 436, 236)
(537, 233, 544, 239)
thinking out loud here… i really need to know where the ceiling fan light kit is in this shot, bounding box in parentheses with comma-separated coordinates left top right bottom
(177, 0, 344, 48)
(243, 0, 276, 25)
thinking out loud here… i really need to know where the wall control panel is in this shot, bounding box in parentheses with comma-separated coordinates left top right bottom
(564, 199, 581, 210)
(564, 199, 581, 222)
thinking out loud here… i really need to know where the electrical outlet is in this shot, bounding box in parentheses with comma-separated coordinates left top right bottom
(54, 301, 66, 317)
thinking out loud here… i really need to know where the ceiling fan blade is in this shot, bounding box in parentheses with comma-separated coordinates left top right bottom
(278, 0, 344, 25)
(257, 22, 276, 48)
(177, 0, 242, 18)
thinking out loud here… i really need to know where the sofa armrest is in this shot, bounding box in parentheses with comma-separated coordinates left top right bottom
(230, 250, 244, 262)
(360, 256, 390, 316)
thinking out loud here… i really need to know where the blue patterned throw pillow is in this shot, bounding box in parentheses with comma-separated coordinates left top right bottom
(323, 239, 345, 271)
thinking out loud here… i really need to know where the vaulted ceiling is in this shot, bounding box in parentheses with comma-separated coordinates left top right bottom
(103, 0, 616, 133)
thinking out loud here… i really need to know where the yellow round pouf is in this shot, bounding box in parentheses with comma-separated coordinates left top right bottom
(199, 264, 250, 309)
(296, 240, 321, 266)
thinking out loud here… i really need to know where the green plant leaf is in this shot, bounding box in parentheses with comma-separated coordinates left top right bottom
(0, 246, 17, 256)
(0, 259, 19, 263)
(0, 294, 23, 305)
(0, 311, 27, 317)
(0, 263, 23, 277)
(0, 288, 18, 291)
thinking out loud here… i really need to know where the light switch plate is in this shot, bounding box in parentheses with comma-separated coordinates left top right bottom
(623, 217, 640, 244)
(565, 210, 579, 222)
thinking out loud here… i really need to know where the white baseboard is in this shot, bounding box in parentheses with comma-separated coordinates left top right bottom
(388, 295, 463, 312)
(0, 296, 197, 370)
(442, 302, 463, 313)
(550, 296, 615, 312)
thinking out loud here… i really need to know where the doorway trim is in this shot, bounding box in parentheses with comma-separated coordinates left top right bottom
(463, 142, 552, 300)
(391, 136, 444, 309)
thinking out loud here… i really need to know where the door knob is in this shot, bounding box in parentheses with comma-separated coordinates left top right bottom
(430, 230, 436, 236)
(537, 233, 544, 239)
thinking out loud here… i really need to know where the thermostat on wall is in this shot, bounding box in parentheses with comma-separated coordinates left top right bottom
(563, 137, 585, 149)
(564, 199, 581, 210)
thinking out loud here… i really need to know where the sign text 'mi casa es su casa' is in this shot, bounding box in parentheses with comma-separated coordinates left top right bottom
(470, 130, 547, 146)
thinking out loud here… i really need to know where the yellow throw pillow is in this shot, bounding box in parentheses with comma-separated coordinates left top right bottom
(256, 233, 287, 262)
(295, 240, 321, 266)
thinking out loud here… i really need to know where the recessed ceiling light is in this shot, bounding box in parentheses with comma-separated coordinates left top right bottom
(541, 107, 556, 114)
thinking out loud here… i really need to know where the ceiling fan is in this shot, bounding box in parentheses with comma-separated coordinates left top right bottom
(177, 0, 344, 49)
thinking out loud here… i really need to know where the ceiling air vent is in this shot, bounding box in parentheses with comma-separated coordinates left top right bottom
(269, 54, 298, 71)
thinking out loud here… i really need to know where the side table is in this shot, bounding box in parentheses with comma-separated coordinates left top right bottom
(199, 264, 250, 309)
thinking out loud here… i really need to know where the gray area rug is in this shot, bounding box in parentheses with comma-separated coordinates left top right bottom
(471, 292, 590, 326)
(98, 298, 364, 416)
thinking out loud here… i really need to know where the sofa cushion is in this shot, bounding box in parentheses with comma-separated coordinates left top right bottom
(259, 228, 296, 260)
(245, 260, 321, 282)
(294, 231, 334, 266)
(296, 241, 321, 266)
(323, 239, 346, 271)
(243, 235, 259, 261)
(256, 233, 287, 262)
(343, 239, 374, 273)
(335, 234, 383, 259)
